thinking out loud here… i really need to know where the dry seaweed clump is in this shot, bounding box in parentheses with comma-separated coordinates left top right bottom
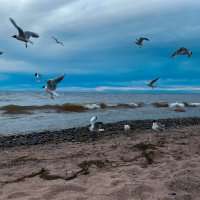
(132, 143, 156, 165)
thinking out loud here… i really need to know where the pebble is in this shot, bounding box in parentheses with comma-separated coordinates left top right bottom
(0, 117, 199, 148)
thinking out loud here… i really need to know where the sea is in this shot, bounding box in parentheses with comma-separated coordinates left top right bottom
(0, 92, 200, 135)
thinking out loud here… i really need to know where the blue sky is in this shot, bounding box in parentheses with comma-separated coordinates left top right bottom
(0, 0, 200, 92)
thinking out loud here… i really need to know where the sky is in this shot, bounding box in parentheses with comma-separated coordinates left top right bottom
(0, 0, 200, 92)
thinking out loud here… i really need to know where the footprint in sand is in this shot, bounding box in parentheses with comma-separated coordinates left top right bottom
(7, 192, 29, 199)
(42, 184, 87, 200)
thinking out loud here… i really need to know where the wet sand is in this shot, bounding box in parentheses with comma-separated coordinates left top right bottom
(0, 123, 199, 200)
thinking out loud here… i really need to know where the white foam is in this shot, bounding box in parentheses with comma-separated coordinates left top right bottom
(170, 102, 185, 108)
(189, 103, 200, 107)
(84, 104, 100, 109)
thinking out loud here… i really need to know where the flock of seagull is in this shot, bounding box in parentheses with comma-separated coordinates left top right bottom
(89, 115, 166, 134)
(134, 37, 193, 89)
(87, 38, 192, 134)
(6, 18, 65, 99)
(0, 18, 193, 133)
(0, 18, 192, 99)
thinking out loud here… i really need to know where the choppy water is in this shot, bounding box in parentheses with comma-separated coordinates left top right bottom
(0, 92, 200, 135)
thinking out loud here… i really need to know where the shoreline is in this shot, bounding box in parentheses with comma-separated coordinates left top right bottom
(0, 122, 199, 199)
(0, 117, 200, 149)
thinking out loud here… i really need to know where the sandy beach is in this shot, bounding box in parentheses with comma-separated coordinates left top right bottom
(0, 120, 199, 200)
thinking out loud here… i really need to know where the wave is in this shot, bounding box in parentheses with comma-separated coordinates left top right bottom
(0, 101, 199, 114)
(0, 102, 143, 114)
(170, 102, 185, 108)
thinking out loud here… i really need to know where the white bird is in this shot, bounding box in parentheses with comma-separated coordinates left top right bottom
(9, 18, 39, 48)
(42, 74, 65, 99)
(89, 116, 97, 131)
(124, 124, 131, 131)
(145, 77, 159, 89)
(51, 36, 64, 46)
(152, 120, 166, 132)
(34, 73, 42, 83)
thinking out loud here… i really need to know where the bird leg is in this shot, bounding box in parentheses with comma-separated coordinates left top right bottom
(25, 42, 27, 48)
(51, 94, 54, 100)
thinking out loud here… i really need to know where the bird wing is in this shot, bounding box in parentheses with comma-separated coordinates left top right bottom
(157, 126, 165, 131)
(52, 74, 65, 84)
(171, 50, 179, 57)
(24, 31, 39, 39)
(90, 117, 96, 126)
(9, 18, 25, 37)
(180, 47, 188, 51)
(150, 77, 159, 84)
(51, 36, 59, 43)
(157, 122, 165, 128)
(59, 42, 64, 46)
(46, 74, 65, 90)
(141, 37, 149, 41)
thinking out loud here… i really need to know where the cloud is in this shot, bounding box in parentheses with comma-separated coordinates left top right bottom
(0, 0, 199, 91)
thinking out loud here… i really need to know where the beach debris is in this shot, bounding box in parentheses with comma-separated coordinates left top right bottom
(145, 77, 159, 89)
(65, 170, 77, 180)
(42, 74, 65, 99)
(132, 142, 156, 165)
(51, 36, 64, 46)
(124, 124, 131, 131)
(9, 18, 39, 48)
(77, 159, 112, 175)
(135, 37, 149, 47)
(171, 47, 192, 58)
(152, 120, 166, 132)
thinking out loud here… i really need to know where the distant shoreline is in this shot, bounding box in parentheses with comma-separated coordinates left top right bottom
(0, 117, 200, 149)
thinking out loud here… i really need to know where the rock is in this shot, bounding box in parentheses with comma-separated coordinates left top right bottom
(174, 108, 186, 112)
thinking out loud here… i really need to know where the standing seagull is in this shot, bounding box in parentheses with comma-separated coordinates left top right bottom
(51, 36, 64, 46)
(9, 18, 39, 48)
(89, 116, 97, 131)
(124, 124, 131, 131)
(152, 120, 166, 132)
(145, 78, 159, 89)
(171, 47, 192, 58)
(34, 73, 42, 83)
(135, 37, 149, 47)
(42, 74, 65, 99)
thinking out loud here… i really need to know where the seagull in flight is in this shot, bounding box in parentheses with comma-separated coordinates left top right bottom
(51, 36, 64, 46)
(171, 47, 192, 58)
(145, 77, 159, 89)
(135, 37, 149, 47)
(152, 120, 166, 132)
(42, 74, 65, 99)
(34, 73, 42, 83)
(9, 18, 39, 48)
